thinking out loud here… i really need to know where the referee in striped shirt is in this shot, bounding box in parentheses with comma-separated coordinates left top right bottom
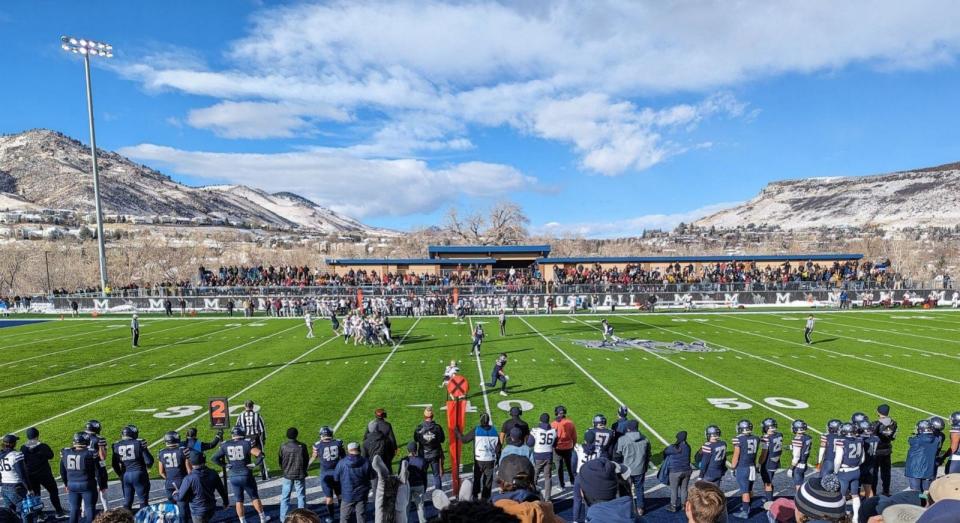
(236, 400, 269, 479)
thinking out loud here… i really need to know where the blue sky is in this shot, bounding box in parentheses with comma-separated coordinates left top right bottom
(3, 1, 960, 236)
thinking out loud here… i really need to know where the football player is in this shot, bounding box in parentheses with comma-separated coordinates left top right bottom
(585, 414, 615, 459)
(757, 418, 783, 503)
(698, 425, 727, 486)
(0, 434, 30, 520)
(600, 319, 620, 345)
(157, 431, 190, 523)
(59, 433, 108, 523)
(330, 310, 340, 337)
(111, 425, 154, 511)
(304, 312, 315, 339)
(528, 413, 558, 500)
(905, 419, 938, 492)
(489, 353, 509, 396)
(213, 427, 270, 523)
(82, 420, 109, 510)
(730, 419, 759, 519)
(947, 411, 960, 474)
(310, 426, 343, 523)
(440, 360, 459, 389)
(833, 422, 864, 522)
(817, 419, 842, 475)
(788, 420, 812, 491)
(929, 416, 947, 468)
(470, 324, 485, 356)
(859, 420, 880, 499)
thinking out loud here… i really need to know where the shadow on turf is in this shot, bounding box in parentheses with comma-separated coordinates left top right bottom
(811, 337, 838, 344)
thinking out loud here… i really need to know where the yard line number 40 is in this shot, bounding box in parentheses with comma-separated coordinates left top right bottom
(707, 397, 809, 410)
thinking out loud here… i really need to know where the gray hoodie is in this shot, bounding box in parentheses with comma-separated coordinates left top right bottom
(615, 431, 650, 477)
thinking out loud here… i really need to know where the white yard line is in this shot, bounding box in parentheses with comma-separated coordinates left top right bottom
(0, 320, 234, 395)
(333, 318, 421, 432)
(570, 317, 822, 435)
(0, 320, 207, 367)
(814, 316, 960, 349)
(149, 334, 342, 448)
(15, 323, 301, 433)
(519, 316, 670, 446)
(619, 315, 942, 418)
(467, 317, 493, 419)
(1, 321, 156, 350)
(726, 315, 960, 383)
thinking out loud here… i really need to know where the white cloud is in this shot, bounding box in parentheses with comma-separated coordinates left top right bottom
(114, 1, 960, 179)
(532, 202, 742, 238)
(118, 144, 538, 218)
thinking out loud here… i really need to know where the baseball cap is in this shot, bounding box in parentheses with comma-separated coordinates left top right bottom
(497, 454, 535, 485)
(918, 500, 960, 523)
(347, 442, 360, 452)
(189, 452, 206, 466)
(929, 474, 960, 502)
(795, 475, 846, 521)
(878, 404, 891, 416)
(508, 427, 522, 443)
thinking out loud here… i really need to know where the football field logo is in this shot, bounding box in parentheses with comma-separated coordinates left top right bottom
(573, 339, 724, 354)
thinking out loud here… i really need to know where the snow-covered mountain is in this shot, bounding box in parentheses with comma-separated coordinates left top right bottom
(696, 161, 960, 230)
(0, 129, 391, 235)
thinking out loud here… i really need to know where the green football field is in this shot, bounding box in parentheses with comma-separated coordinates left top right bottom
(2, 308, 958, 477)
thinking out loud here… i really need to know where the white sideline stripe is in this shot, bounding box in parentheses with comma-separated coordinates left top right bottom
(0, 320, 202, 367)
(851, 314, 960, 333)
(0, 319, 231, 395)
(619, 315, 942, 418)
(467, 317, 493, 420)
(570, 317, 822, 436)
(519, 316, 670, 446)
(150, 334, 342, 448)
(729, 315, 960, 385)
(0, 321, 110, 339)
(815, 317, 960, 352)
(15, 323, 301, 433)
(0, 325, 127, 349)
(333, 318, 422, 432)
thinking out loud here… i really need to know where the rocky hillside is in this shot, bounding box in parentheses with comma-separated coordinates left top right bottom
(696, 162, 960, 230)
(0, 129, 390, 235)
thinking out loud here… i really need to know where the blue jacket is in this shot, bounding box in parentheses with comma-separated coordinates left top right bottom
(500, 443, 534, 464)
(663, 442, 692, 472)
(905, 433, 938, 479)
(176, 466, 227, 518)
(334, 454, 372, 502)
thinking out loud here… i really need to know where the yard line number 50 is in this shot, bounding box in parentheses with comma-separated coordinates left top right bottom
(707, 397, 809, 410)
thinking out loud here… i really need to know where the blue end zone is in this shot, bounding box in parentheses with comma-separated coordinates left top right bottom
(0, 319, 50, 329)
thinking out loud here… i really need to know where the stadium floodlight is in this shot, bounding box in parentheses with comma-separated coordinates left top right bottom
(60, 35, 114, 297)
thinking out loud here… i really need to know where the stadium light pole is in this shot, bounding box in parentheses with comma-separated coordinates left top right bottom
(61, 36, 113, 297)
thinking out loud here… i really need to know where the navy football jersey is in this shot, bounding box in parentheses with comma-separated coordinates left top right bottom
(791, 434, 813, 465)
(112, 438, 153, 473)
(157, 447, 188, 484)
(215, 440, 253, 475)
(761, 431, 784, 468)
(491, 357, 507, 381)
(87, 433, 108, 459)
(699, 441, 727, 480)
(586, 428, 615, 458)
(60, 448, 104, 490)
(733, 434, 759, 469)
(313, 439, 344, 471)
(820, 434, 839, 466)
(835, 436, 863, 469)
(861, 435, 880, 467)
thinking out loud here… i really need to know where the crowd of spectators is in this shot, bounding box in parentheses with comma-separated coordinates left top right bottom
(551, 259, 898, 289)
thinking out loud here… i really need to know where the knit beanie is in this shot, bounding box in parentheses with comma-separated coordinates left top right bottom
(795, 475, 846, 521)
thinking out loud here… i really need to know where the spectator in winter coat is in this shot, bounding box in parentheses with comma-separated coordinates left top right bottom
(413, 408, 445, 491)
(491, 455, 564, 523)
(663, 431, 693, 513)
(278, 428, 309, 521)
(499, 428, 533, 464)
(614, 420, 650, 515)
(20, 427, 65, 517)
(399, 443, 427, 523)
(334, 443, 372, 523)
(175, 453, 229, 523)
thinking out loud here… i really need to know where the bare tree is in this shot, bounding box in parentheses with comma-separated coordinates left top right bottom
(444, 201, 529, 245)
